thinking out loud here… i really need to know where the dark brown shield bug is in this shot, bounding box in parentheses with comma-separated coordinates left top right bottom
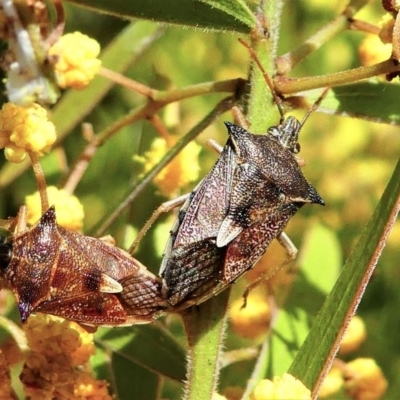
(0, 206, 166, 326)
(156, 43, 326, 308)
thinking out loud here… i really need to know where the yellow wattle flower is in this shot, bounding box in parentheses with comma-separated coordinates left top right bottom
(49, 32, 101, 89)
(344, 358, 388, 400)
(251, 374, 311, 400)
(21, 314, 111, 399)
(25, 186, 84, 231)
(0, 102, 56, 162)
(134, 137, 202, 197)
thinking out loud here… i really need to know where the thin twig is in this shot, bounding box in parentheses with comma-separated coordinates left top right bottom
(28, 151, 49, 213)
(98, 67, 156, 97)
(275, 59, 400, 94)
(62, 124, 99, 195)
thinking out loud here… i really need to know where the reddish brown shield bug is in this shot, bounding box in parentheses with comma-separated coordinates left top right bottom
(0, 206, 166, 326)
(136, 41, 327, 308)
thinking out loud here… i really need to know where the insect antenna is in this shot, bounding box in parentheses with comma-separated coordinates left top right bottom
(238, 38, 330, 127)
(299, 86, 330, 128)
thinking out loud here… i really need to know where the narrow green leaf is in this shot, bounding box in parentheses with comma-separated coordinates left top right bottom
(95, 324, 186, 382)
(92, 344, 161, 399)
(289, 155, 400, 394)
(0, 21, 164, 188)
(322, 82, 400, 125)
(65, 0, 256, 33)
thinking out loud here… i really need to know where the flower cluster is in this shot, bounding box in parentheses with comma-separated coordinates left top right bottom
(134, 136, 202, 197)
(25, 186, 85, 231)
(229, 288, 271, 341)
(344, 358, 388, 400)
(250, 373, 311, 400)
(0, 350, 14, 398)
(20, 314, 111, 399)
(48, 32, 101, 90)
(0, 102, 56, 162)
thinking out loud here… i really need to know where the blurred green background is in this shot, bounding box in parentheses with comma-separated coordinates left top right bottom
(0, 0, 399, 398)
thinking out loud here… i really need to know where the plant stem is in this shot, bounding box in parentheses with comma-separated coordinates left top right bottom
(28, 151, 49, 213)
(182, 290, 230, 400)
(275, 59, 400, 94)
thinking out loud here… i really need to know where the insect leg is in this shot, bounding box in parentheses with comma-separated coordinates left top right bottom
(232, 106, 250, 130)
(242, 232, 298, 307)
(206, 138, 223, 155)
(276, 231, 298, 260)
(128, 193, 190, 255)
(15, 206, 27, 233)
(129, 138, 225, 255)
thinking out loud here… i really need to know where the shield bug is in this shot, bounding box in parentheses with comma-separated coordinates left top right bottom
(154, 43, 326, 308)
(0, 206, 166, 326)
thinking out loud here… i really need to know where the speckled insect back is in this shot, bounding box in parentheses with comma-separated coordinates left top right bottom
(0, 206, 166, 326)
(159, 39, 327, 309)
(160, 115, 324, 308)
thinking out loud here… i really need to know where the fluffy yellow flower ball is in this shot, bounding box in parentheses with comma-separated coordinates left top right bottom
(339, 315, 367, 355)
(251, 374, 311, 400)
(21, 314, 111, 399)
(344, 358, 387, 400)
(0, 102, 56, 162)
(49, 32, 101, 89)
(25, 186, 84, 231)
(134, 137, 202, 197)
(318, 365, 344, 398)
(229, 289, 271, 340)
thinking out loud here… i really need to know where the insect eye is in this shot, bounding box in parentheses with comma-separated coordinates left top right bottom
(294, 143, 301, 154)
(0, 238, 12, 270)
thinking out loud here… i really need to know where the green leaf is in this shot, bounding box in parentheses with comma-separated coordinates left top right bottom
(324, 82, 400, 125)
(115, 352, 161, 399)
(289, 154, 400, 394)
(65, 0, 256, 33)
(242, 225, 342, 394)
(95, 324, 186, 382)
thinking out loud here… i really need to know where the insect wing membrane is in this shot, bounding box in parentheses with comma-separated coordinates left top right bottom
(172, 141, 237, 247)
(119, 272, 166, 322)
(160, 137, 238, 305)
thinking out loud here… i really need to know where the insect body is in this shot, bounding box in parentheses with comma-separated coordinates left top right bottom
(0, 206, 166, 326)
(160, 115, 324, 308)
